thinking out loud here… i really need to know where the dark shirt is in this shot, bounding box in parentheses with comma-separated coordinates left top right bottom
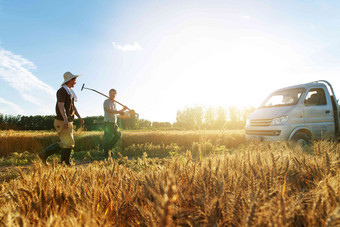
(55, 87, 75, 122)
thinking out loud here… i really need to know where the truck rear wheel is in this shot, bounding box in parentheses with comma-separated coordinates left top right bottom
(291, 132, 311, 147)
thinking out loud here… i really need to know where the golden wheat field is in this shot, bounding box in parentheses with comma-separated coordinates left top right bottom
(0, 130, 245, 156)
(0, 138, 339, 226)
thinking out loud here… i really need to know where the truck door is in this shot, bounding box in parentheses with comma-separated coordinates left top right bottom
(303, 88, 335, 139)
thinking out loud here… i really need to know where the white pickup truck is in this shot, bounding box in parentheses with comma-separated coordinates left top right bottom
(245, 80, 339, 145)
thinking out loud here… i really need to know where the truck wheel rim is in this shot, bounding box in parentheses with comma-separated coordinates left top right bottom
(296, 139, 307, 146)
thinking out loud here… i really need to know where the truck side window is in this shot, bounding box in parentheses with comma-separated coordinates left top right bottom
(304, 88, 327, 106)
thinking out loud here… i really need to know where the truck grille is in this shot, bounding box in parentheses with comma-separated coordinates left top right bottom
(250, 119, 272, 127)
(246, 130, 281, 136)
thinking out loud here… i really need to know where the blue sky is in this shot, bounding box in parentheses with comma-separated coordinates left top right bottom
(1, 0, 340, 123)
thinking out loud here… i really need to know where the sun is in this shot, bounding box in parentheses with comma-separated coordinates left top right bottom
(126, 26, 304, 122)
(148, 36, 289, 109)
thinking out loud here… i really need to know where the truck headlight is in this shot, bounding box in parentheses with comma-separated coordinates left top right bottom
(272, 115, 288, 125)
(246, 118, 250, 126)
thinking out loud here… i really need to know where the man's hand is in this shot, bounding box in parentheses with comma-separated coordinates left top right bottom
(63, 119, 69, 129)
(122, 106, 128, 111)
(79, 118, 84, 126)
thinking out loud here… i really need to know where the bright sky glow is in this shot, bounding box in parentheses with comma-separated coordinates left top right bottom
(1, 0, 340, 122)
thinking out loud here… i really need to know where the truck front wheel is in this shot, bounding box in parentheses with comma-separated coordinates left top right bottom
(291, 132, 311, 147)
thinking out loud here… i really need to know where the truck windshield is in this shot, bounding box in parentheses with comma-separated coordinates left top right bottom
(260, 88, 305, 108)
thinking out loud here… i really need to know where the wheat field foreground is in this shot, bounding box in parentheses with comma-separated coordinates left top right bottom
(0, 141, 339, 226)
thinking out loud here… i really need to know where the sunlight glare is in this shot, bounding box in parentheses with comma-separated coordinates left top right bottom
(124, 25, 307, 122)
(151, 29, 303, 107)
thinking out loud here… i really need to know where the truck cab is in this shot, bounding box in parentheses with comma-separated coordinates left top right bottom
(245, 80, 340, 145)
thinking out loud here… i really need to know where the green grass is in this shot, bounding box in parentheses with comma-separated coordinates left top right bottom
(0, 140, 235, 185)
(0, 170, 19, 183)
(0, 151, 37, 166)
(0, 140, 235, 167)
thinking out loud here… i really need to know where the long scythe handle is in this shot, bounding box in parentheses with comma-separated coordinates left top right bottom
(113, 100, 131, 110)
(83, 87, 131, 110)
(85, 87, 109, 99)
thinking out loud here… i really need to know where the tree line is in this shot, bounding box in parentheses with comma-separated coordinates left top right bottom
(0, 105, 255, 131)
(174, 106, 255, 129)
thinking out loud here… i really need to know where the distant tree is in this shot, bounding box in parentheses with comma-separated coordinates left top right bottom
(0, 114, 4, 129)
(0, 105, 256, 131)
(215, 106, 227, 129)
(176, 106, 203, 129)
(193, 106, 203, 129)
(138, 119, 152, 129)
(241, 106, 256, 122)
(226, 106, 255, 129)
(0, 114, 21, 130)
(80, 116, 105, 131)
(228, 106, 240, 122)
(175, 109, 188, 129)
(42, 115, 55, 130)
(152, 122, 172, 128)
(121, 115, 139, 130)
(204, 107, 216, 129)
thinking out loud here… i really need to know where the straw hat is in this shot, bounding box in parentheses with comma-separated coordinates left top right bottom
(61, 72, 81, 86)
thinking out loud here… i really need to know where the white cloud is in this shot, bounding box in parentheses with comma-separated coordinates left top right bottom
(0, 97, 24, 115)
(240, 12, 251, 19)
(0, 48, 56, 114)
(112, 42, 143, 51)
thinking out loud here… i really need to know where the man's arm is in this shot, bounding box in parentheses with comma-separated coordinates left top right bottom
(74, 106, 84, 125)
(104, 107, 124, 115)
(58, 102, 69, 129)
(120, 106, 128, 112)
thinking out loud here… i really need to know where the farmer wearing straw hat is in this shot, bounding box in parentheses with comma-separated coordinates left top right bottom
(39, 72, 84, 165)
(103, 89, 127, 158)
